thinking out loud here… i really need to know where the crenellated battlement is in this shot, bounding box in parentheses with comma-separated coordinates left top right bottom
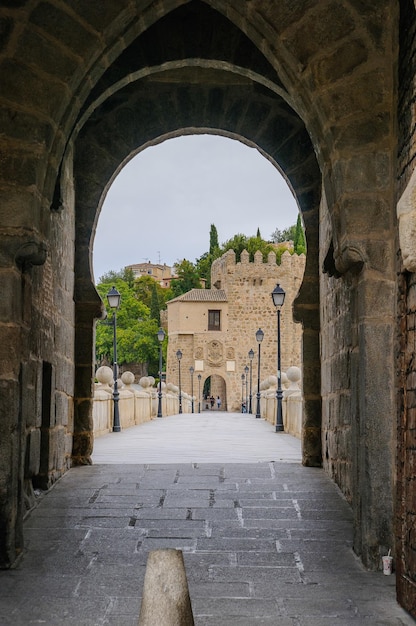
(211, 249, 306, 291)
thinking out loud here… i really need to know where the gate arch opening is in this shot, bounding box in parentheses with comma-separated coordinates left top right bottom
(71, 1, 322, 471)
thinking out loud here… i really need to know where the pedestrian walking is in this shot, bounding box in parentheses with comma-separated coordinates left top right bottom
(210, 395, 215, 409)
(216, 396, 221, 410)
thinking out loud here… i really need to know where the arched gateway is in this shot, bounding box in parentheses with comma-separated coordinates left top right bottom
(0, 0, 415, 615)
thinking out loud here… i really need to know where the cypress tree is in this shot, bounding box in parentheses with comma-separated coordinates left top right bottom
(150, 282, 161, 325)
(209, 224, 219, 255)
(294, 214, 306, 254)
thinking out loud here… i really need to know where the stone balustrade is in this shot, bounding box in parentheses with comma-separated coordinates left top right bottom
(93, 367, 195, 435)
(93, 365, 303, 439)
(258, 366, 302, 438)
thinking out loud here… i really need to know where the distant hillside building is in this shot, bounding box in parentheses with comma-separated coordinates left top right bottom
(166, 249, 305, 412)
(126, 260, 206, 289)
(126, 262, 173, 287)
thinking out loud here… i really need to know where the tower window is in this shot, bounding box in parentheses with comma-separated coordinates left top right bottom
(208, 310, 221, 331)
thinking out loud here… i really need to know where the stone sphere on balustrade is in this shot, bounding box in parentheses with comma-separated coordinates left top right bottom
(96, 366, 113, 386)
(139, 377, 150, 389)
(286, 366, 301, 384)
(121, 371, 135, 386)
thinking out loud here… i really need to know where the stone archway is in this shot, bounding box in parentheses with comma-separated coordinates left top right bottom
(205, 375, 226, 411)
(68, 1, 397, 574)
(71, 7, 322, 469)
(0, 0, 402, 594)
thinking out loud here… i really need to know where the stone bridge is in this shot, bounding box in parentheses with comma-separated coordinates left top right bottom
(0, 0, 415, 617)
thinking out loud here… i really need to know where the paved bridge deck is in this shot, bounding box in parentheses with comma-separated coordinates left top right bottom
(0, 413, 413, 625)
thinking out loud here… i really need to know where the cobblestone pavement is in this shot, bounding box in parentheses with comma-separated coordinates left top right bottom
(0, 413, 413, 625)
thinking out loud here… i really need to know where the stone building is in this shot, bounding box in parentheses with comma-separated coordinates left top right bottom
(166, 249, 305, 411)
(1, 0, 416, 616)
(125, 261, 173, 287)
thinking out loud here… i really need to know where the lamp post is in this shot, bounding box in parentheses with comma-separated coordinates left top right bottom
(157, 327, 165, 418)
(255, 328, 264, 419)
(198, 374, 201, 413)
(190, 366, 194, 413)
(106, 286, 121, 432)
(241, 373, 245, 412)
(271, 283, 286, 432)
(248, 348, 254, 414)
(176, 349, 183, 414)
(244, 365, 249, 411)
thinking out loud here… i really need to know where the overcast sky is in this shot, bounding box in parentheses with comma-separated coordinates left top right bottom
(93, 134, 299, 283)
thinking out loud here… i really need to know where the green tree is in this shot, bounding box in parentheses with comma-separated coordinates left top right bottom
(150, 282, 161, 325)
(209, 224, 219, 255)
(170, 259, 202, 297)
(245, 235, 275, 262)
(221, 233, 275, 262)
(195, 224, 222, 288)
(195, 251, 212, 288)
(293, 214, 306, 254)
(133, 275, 172, 309)
(95, 276, 160, 372)
(221, 233, 248, 260)
(97, 268, 125, 284)
(271, 224, 297, 243)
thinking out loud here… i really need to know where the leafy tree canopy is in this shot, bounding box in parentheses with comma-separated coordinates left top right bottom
(95, 276, 161, 371)
(221, 233, 276, 262)
(170, 258, 202, 298)
(98, 267, 135, 287)
(132, 275, 172, 310)
(271, 224, 297, 244)
(293, 213, 306, 255)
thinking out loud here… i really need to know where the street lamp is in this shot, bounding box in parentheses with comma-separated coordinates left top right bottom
(198, 374, 201, 413)
(241, 373, 245, 412)
(176, 349, 183, 414)
(271, 283, 286, 432)
(255, 328, 264, 419)
(190, 366, 194, 413)
(244, 365, 249, 411)
(248, 348, 254, 414)
(106, 286, 121, 432)
(157, 327, 165, 418)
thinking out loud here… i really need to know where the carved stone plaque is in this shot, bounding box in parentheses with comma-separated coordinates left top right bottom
(207, 340, 223, 367)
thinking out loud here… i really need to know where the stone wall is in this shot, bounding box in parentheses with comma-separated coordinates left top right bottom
(396, 0, 416, 613)
(319, 191, 353, 501)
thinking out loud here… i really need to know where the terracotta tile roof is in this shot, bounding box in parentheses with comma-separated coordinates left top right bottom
(168, 289, 227, 303)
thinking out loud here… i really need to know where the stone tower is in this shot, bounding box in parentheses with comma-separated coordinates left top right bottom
(166, 249, 305, 411)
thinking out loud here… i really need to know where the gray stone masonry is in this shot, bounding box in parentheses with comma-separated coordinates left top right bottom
(0, 413, 412, 625)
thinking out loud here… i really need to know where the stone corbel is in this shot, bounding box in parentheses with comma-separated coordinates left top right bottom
(397, 166, 416, 273)
(15, 239, 48, 269)
(334, 242, 366, 276)
(323, 239, 365, 277)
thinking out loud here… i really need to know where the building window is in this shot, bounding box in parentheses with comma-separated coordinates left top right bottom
(208, 310, 221, 331)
